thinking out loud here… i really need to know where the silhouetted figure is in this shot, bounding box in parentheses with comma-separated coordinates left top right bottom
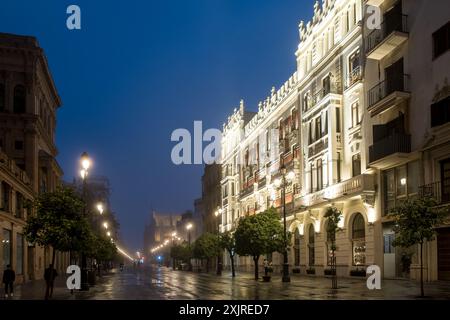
(44, 264, 58, 299)
(2, 264, 15, 298)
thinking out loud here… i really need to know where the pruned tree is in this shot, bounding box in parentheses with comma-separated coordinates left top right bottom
(324, 206, 342, 289)
(192, 233, 220, 273)
(234, 208, 285, 280)
(389, 196, 446, 297)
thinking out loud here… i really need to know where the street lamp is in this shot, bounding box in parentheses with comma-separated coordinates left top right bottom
(214, 207, 223, 276)
(273, 164, 296, 283)
(186, 223, 193, 245)
(103, 222, 108, 229)
(79, 151, 91, 291)
(97, 203, 104, 215)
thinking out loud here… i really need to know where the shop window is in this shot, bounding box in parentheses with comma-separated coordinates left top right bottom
(2, 229, 11, 269)
(352, 213, 366, 266)
(16, 233, 24, 275)
(294, 230, 301, 267)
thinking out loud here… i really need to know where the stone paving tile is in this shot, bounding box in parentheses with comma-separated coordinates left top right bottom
(5, 267, 450, 300)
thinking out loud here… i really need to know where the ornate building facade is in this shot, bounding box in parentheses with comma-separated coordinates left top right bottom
(219, 0, 450, 280)
(0, 33, 68, 282)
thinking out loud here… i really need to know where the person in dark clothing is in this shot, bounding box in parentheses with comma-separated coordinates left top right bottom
(2, 264, 15, 298)
(44, 264, 58, 299)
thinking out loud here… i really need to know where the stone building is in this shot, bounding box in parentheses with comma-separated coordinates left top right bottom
(201, 164, 221, 234)
(219, 0, 450, 280)
(0, 33, 68, 282)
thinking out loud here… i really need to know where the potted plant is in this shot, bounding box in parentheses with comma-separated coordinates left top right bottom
(350, 268, 366, 277)
(306, 267, 315, 275)
(292, 267, 301, 274)
(324, 268, 336, 276)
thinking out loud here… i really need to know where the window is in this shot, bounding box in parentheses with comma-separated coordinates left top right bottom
(433, 21, 450, 59)
(337, 152, 341, 182)
(351, 101, 360, 127)
(431, 96, 450, 127)
(317, 159, 323, 190)
(441, 158, 450, 203)
(15, 140, 24, 150)
(384, 233, 395, 254)
(323, 75, 331, 95)
(336, 108, 341, 133)
(13, 85, 26, 114)
(348, 50, 361, 87)
(294, 230, 301, 267)
(352, 154, 361, 177)
(383, 161, 419, 215)
(0, 83, 5, 112)
(308, 224, 315, 266)
(308, 122, 313, 144)
(16, 233, 24, 274)
(15, 192, 24, 218)
(310, 163, 314, 193)
(352, 213, 366, 266)
(1, 182, 11, 212)
(2, 229, 11, 270)
(315, 116, 322, 141)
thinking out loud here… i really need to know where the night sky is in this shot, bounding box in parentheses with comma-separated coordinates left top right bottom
(0, 0, 313, 251)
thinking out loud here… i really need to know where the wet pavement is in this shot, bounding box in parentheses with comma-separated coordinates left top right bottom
(7, 266, 450, 300)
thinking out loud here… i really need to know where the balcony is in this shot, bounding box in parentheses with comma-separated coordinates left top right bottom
(419, 181, 450, 205)
(366, 14, 408, 60)
(308, 137, 328, 159)
(368, 74, 410, 116)
(311, 84, 340, 108)
(0, 151, 31, 187)
(296, 174, 375, 208)
(366, 0, 385, 6)
(369, 132, 411, 168)
(345, 66, 363, 90)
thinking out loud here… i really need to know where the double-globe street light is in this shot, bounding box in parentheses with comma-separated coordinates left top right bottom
(214, 208, 223, 276)
(79, 151, 91, 291)
(273, 164, 296, 283)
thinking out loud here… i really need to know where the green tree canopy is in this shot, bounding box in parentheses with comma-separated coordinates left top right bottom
(25, 187, 93, 254)
(234, 207, 286, 279)
(192, 233, 219, 260)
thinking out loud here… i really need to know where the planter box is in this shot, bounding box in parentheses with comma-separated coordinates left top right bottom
(262, 275, 271, 282)
(306, 269, 315, 275)
(350, 269, 366, 277)
(324, 269, 336, 276)
(292, 268, 301, 274)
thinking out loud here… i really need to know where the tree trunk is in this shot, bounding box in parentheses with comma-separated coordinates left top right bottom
(230, 253, 236, 277)
(206, 258, 209, 273)
(420, 242, 424, 297)
(253, 255, 259, 280)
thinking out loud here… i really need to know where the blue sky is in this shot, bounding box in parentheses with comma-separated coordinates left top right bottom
(0, 0, 313, 251)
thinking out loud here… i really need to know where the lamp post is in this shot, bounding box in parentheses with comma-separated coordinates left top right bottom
(79, 151, 91, 291)
(274, 164, 295, 283)
(186, 223, 193, 271)
(171, 232, 177, 270)
(214, 208, 223, 276)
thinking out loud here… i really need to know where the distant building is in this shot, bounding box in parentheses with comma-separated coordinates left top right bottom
(0, 32, 67, 282)
(144, 211, 181, 255)
(200, 164, 221, 234)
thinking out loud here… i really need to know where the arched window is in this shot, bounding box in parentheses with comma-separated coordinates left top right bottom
(13, 85, 26, 113)
(0, 83, 5, 112)
(308, 224, 315, 266)
(352, 213, 366, 266)
(294, 229, 301, 267)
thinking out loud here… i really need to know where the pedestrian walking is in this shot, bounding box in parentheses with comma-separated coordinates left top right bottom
(2, 264, 15, 298)
(44, 264, 58, 299)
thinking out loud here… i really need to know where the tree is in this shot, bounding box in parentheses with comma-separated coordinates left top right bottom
(170, 242, 192, 269)
(389, 196, 446, 297)
(235, 208, 285, 280)
(192, 233, 220, 273)
(219, 231, 236, 277)
(25, 187, 93, 299)
(324, 206, 342, 289)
